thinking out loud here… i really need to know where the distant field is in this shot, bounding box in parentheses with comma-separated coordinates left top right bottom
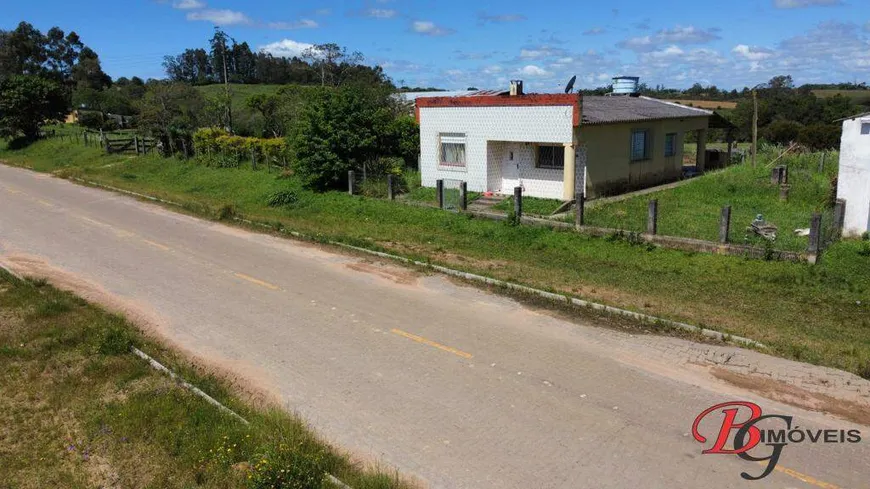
(665, 99, 737, 110)
(812, 89, 870, 104)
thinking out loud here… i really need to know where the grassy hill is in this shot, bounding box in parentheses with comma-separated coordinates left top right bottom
(812, 89, 870, 105)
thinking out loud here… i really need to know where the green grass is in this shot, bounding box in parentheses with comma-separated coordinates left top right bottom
(585, 148, 837, 251)
(3, 135, 870, 378)
(0, 269, 411, 489)
(493, 196, 564, 216)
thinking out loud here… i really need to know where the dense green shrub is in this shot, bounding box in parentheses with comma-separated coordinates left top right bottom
(267, 189, 299, 207)
(763, 119, 803, 145)
(192, 127, 289, 168)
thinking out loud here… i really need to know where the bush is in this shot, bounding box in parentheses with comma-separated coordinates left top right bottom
(798, 124, 841, 151)
(267, 189, 299, 207)
(192, 127, 289, 168)
(763, 119, 803, 146)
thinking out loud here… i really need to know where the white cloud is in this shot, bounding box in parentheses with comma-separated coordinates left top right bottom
(258, 39, 314, 58)
(412, 21, 454, 36)
(482, 65, 503, 74)
(268, 19, 318, 30)
(518, 45, 566, 60)
(364, 8, 397, 18)
(732, 44, 775, 61)
(583, 27, 606, 35)
(517, 65, 550, 77)
(618, 26, 720, 52)
(186, 9, 251, 25)
(173, 0, 205, 9)
(773, 0, 842, 8)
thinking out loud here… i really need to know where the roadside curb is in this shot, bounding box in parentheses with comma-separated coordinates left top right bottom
(65, 176, 764, 349)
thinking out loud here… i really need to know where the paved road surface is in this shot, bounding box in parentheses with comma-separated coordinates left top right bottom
(1, 164, 868, 488)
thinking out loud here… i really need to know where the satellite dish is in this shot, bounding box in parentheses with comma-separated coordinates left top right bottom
(564, 75, 577, 94)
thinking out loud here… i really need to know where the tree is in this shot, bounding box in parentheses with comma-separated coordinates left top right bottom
(763, 120, 803, 145)
(293, 85, 396, 190)
(137, 82, 205, 152)
(246, 93, 282, 137)
(302, 43, 366, 87)
(0, 22, 46, 79)
(0, 75, 67, 139)
(70, 47, 110, 90)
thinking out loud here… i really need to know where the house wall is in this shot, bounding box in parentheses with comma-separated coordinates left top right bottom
(418, 105, 575, 197)
(579, 117, 708, 198)
(495, 142, 566, 198)
(837, 118, 870, 236)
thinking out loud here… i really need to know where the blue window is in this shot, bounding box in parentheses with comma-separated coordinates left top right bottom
(631, 130, 649, 161)
(665, 133, 677, 157)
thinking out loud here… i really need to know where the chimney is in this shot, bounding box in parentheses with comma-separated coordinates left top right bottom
(510, 80, 524, 97)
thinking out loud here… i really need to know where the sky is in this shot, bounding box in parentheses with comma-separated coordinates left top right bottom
(3, 0, 870, 92)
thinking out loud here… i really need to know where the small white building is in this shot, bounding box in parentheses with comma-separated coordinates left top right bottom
(836, 113, 870, 237)
(414, 80, 713, 201)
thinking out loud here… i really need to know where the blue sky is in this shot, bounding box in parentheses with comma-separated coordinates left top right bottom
(4, 0, 870, 91)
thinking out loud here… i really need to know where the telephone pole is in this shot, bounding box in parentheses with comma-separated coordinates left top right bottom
(221, 32, 233, 134)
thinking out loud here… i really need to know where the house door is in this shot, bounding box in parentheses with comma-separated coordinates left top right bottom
(501, 147, 519, 193)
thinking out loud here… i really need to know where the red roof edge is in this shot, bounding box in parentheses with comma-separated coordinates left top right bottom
(416, 94, 582, 126)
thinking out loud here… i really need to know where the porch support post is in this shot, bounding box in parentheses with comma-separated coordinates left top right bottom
(562, 143, 576, 201)
(696, 129, 707, 172)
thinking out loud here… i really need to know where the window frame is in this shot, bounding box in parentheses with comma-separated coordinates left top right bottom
(438, 133, 467, 169)
(664, 133, 677, 157)
(630, 129, 651, 162)
(535, 144, 565, 170)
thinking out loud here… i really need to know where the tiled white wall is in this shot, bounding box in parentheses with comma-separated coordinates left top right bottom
(497, 143, 566, 199)
(837, 118, 870, 236)
(419, 105, 575, 197)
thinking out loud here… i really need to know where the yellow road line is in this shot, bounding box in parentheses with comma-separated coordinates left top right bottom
(115, 229, 136, 238)
(142, 239, 171, 251)
(75, 215, 111, 228)
(390, 329, 473, 359)
(234, 272, 280, 291)
(759, 462, 841, 489)
(37, 199, 54, 207)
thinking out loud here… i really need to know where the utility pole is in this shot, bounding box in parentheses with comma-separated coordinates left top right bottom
(751, 88, 758, 168)
(221, 32, 233, 134)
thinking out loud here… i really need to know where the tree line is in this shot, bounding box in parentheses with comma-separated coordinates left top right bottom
(163, 28, 389, 88)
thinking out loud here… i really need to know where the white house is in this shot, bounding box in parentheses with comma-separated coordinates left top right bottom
(836, 112, 870, 237)
(414, 80, 714, 201)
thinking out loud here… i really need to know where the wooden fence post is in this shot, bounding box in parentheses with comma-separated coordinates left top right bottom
(833, 199, 846, 239)
(436, 179, 444, 208)
(719, 205, 732, 243)
(348, 170, 355, 195)
(818, 152, 826, 173)
(808, 213, 822, 256)
(387, 175, 395, 201)
(513, 186, 523, 220)
(575, 191, 585, 226)
(770, 167, 780, 184)
(459, 181, 467, 210)
(134, 136, 140, 155)
(647, 199, 658, 235)
(779, 184, 791, 202)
